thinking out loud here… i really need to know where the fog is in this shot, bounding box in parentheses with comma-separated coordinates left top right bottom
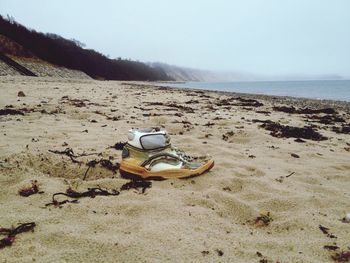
(1, 0, 350, 77)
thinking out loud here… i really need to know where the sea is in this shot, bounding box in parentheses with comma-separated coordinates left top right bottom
(164, 80, 350, 102)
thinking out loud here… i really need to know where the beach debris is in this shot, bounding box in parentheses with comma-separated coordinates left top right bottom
(60, 96, 88, 107)
(18, 180, 43, 197)
(305, 115, 345, 125)
(46, 179, 151, 207)
(0, 222, 36, 249)
(145, 101, 195, 113)
(0, 108, 25, 116)
(319, 225, 337, 238)
(222, 131, 234, 141)
(109, 142, 126, 150)
(273, 106, 336, 115)
(215, 249, 224, 256)
(48, 148, 100, 164)
(201, 250, 210, 256)
(120, 180, 152, 194)
(294, 138, 306, 143)
(332, 124, 350, 134)
(342, 213, 350, 223)
(45, 187, 120, 207)
(256, 110, 271, 115)
(203, 122, 215, 127)
(17, 91, 26, 97)
(255, 211, 273, 227)
(215, 97, 263, 107)
(259, 259, 269, 263)
(331, 250, 350, 262)
(291, 153, 300, 158)
(256, 121, 327, 141)
(324, 245, 340, 251)
(83, 158, 120, 180)
(275, 172, 295, 183)
(286, 172, 295, 178)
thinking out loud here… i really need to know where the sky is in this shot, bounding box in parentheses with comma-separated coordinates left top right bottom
(1, 0, 350, 77)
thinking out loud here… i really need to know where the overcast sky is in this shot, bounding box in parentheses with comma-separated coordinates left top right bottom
(1, 0, 350, 77)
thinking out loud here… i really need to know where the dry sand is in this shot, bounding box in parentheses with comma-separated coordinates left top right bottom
(0, 76, 349, 262)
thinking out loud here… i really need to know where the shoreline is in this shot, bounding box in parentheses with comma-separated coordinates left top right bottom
(135, 81, 350, 113)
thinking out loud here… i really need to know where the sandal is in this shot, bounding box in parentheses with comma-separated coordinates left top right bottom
(119, 128, 214, 180)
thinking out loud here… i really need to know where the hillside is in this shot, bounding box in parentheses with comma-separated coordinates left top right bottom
(150, 62, 259, 82)
(0, 15, 172, 81)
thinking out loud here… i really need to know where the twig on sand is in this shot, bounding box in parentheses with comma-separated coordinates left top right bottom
(286, 172, 295, 178)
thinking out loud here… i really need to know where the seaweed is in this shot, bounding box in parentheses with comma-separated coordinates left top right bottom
(48, 148, 99, 164)
(306, 115, 345, 125)
(222, 131, 234, 141)
(18, 180, 43, 197)
(17, 91, 25, 97)
(324, 245, 340, 251)
(0, 108, 25, 116)
(259, 122, 327, 141)
(233, 97, 263, 107)
(215, 249, 224, 256)
(255, 212, 273, 227)
(46, 180, 151, 208)
(120, 180, 152, 194)
(215, 97, 263, 107)
(83, 159, 119, 180)
(60, 96, 88, 107)
(45, 187, 120, 207)
(273, 106, 336, 115)
(319, 225, 337, 238)
(109, 142, 126, 150)
(331, 251, 350, 262)
(291, 153, 300, 158)
(332, 124, 350, 134)
(145, 102, 195, 113)
(0, 222, 36, 249)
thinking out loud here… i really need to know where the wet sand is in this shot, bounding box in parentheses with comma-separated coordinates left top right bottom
(0, 76, 349, 262)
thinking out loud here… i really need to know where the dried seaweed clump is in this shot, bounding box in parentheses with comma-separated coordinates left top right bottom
(259, 122, 327, 141)
(0, 222, 36, 249)
(254, 211, 273, 227)
(18, 180, 43, 197)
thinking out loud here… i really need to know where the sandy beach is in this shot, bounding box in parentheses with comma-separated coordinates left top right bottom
(0, 76, 349, 262)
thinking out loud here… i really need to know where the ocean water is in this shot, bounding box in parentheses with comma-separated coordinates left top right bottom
(164, 80, 350, 102)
